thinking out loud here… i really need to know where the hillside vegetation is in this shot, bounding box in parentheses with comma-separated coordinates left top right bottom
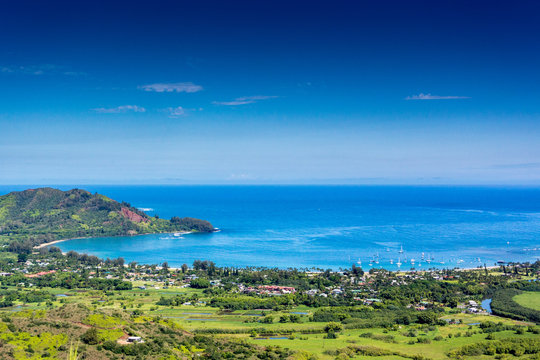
(0, 188, 214, 245)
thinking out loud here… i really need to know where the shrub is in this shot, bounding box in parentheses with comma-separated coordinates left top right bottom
(81, 328, 100, 345)
(325, 331, 338, 339)
(324, 322, 343, 333)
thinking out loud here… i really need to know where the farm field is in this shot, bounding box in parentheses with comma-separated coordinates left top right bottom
(1, 247, 539, 359)
(513, 291, 540, 311)
(3, 279, 538, 360)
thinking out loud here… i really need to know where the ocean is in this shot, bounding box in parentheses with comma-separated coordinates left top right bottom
(2, 185, 540, 270)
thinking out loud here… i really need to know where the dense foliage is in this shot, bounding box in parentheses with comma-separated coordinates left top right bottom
(491, 288, 540, 323)
(0, 187, 214, 245)
(0, 222, 538, 359)
(448, 338, 540, 357)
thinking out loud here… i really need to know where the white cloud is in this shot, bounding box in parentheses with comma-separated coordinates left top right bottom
(165, 106, 186, 118)
(91, 105, 146, 114)
(213, 95, 278, 106)
(138, 82, 203, 93)
(405, 93, 470, 100)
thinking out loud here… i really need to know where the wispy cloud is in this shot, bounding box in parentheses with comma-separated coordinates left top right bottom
(405, 93, 470, 100)
(490, 162, 540, 169)
(1, 64, 85, 76)
(227, 173, 257, 181)
(91, 105, 146, 114)
(213, 95, 278, 106)
(62, 71, 87, 76)
(138, 82, 203, 93)
(164, 106, 185, 118)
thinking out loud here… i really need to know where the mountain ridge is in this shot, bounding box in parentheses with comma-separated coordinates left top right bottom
(0, 187, 214, 245)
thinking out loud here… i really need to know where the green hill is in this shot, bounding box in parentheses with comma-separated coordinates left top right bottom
(0, 187, 214, 245)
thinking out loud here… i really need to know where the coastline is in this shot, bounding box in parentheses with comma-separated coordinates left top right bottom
(31, 233, 506, 273)
(33, 230, 195, 250)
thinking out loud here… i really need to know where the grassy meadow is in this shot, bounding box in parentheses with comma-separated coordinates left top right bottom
(4, 278, 537, 360)
(513, 291, 540, 311)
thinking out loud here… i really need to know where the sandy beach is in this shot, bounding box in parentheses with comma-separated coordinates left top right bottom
(33, 231, 194, 250)
(34, 238, 73, 249)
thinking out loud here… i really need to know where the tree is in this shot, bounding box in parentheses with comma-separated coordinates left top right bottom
(181, 264, 188, 273)
(324, 322, 343, 333)
(8, 241, 33, 254)
(115, 257, 125, 267)
(351, 264, 364, 276)
(81, 328, 100, 345)
(17, 253, 28, 263)
(162, 262, 169, 273)
(189, 278, 210, 289)
(261, 316, 273, 324)
(417, 311, 439, 325)
(289, 314, 301, 323)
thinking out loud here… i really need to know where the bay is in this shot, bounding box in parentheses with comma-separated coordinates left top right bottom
(2, 185, 539, 270)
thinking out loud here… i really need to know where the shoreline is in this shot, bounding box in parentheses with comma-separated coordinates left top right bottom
(32, 235, 508, 273)
(33, 230, 195, 250)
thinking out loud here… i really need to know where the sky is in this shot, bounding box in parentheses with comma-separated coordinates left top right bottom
(1, 0, 540, 185)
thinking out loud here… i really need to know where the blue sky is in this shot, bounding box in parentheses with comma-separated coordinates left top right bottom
(1, 0, 539, 184)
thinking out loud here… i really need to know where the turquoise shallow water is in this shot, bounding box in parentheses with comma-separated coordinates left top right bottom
(2, 185, 540, 270)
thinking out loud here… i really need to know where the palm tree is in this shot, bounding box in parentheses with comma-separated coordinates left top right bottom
(67, 341, 79, 360)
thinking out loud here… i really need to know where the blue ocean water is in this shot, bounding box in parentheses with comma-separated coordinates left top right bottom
(1, 185, 540, 270)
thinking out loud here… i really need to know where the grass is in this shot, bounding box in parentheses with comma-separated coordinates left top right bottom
(244, 325, 538, 360)
(2, 278, 539, 359)
(513, 291, 540, 311)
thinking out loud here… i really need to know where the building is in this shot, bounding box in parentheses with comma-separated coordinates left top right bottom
(127, 336, 143, 343)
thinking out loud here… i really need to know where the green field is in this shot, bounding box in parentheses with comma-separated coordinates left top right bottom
(513, 291, 540, 311)
(244, 328, 538, 360)
(5, 279, 537, 359)
(1, 244, 539, 360)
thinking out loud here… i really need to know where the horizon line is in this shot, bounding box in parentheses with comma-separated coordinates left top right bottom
(1, 183, 540, 188)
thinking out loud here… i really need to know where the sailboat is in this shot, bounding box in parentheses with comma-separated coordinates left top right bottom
(390, 259, 394, 265)
(396, 257, 402, 268)
(399, 245, 404, 254)
(357, 259, 362, 265)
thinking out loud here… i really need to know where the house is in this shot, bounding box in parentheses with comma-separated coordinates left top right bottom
(127, 336, 143, 343)
(363, 298, 381, 305)
(331, 288, 343, 296)
(257, 285, 296, 294)
(24, 270, 56, 278)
